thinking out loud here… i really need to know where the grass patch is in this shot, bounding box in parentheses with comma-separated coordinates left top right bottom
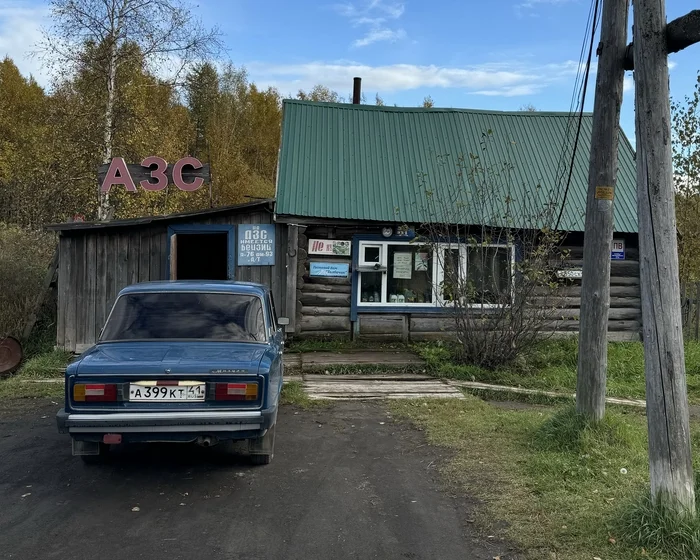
(0, 350, 73, 400)
(304, 363, 427, 375)
(17, 350, 73, 379)
(280, 381, 329, 409)
(616, 487, 700, 560)
(390, 396, 700, 560)
(534, 405, 638, 453)
(416, 338, 700, 404)
(461, 386, 575, 406)
(286, 339, 408, 353)
(0, 378, 64, 400)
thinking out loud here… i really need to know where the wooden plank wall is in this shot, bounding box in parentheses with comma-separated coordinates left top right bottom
(57, 209, 287, 352)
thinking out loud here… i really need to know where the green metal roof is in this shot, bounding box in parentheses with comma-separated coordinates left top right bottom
(275, 100, 638, 233)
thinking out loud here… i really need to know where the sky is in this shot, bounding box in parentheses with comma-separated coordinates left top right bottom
(1, 0, 699, 141)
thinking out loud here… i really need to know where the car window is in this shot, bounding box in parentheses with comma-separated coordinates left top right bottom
(101, 292, 268, 342)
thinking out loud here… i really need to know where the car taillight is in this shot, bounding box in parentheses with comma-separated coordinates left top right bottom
(214, 382, 258, 401)
(73, 383, 118, 402)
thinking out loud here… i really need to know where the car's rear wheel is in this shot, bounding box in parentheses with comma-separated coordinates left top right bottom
(248, 424, 275, 466)
(250, 453, 272, 465)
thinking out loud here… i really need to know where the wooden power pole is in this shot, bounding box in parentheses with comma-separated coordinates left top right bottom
(576, 0, 629, 423)
(634, 0, 696, 514)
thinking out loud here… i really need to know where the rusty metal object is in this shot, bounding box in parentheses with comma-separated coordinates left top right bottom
(0, 337, 22, 377)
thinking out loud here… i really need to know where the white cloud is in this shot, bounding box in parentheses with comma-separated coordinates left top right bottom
(247, 59, 583, 98)
(515, 0, 575, 17)
(517, 0, 575, 8)
(353, 27, 406, 47)
(473, 84, 541, 97)
(623, 75, 634, 93)
(333, 0, 406, 48)
(0, 2, 50, 86)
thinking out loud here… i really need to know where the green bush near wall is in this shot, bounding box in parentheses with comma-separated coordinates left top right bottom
(0, 224, 55, 339)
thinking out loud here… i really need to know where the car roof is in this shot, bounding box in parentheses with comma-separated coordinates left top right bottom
(118, 281, 269, 297)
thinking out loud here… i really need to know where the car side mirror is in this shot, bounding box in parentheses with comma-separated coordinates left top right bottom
(278, 317, 290, 326)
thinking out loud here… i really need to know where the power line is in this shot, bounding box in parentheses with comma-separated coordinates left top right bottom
(554, 0, 601, 231)
(553, 0, 595, 195)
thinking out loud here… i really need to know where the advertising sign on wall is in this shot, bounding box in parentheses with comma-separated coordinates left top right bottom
(238, 224, 275, 265)
(308, 239, 351, 256)
(310, 262, 350, 277)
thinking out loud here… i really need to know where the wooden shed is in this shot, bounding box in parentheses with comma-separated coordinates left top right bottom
(47, 200, 295, 352)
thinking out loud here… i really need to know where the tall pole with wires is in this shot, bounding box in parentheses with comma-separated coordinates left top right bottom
(634, 0, 696, 514)
(575, 0, 629, 422)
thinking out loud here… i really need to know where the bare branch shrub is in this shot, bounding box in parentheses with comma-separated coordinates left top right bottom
(411, 132, 566, 368)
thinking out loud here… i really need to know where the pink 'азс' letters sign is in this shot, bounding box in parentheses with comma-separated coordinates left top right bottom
(99, 157, 210, 193)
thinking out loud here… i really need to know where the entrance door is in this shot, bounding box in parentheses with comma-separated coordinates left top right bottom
(167, 225, 235, 280)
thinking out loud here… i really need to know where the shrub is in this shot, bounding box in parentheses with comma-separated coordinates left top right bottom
(0, 224, 56, 338)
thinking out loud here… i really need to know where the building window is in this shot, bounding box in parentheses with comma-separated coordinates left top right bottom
(359, 244, 383, 267)
(357, 240, 513, 308)
(386, 245, 433, 304)
(466, 246, 511, 304)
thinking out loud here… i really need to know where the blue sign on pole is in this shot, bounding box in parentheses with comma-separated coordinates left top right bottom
(611, 239, 625, 260)
(238, 224, 275, 266)
(310, 262, 350, 278)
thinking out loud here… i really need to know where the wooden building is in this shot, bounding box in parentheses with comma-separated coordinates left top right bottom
(47, 200, 295, 352)
(49, 101, 642, 350)
(274, 101, 641, 341)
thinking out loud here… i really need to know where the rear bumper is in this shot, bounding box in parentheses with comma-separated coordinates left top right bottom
(57, 407, 276, 436)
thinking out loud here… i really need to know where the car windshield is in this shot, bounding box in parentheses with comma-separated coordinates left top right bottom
(100, 292, 268, 342)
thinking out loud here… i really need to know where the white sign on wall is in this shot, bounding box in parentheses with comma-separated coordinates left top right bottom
(308, 239, 351, 256)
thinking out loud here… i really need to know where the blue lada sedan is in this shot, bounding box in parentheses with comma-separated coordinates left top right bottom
(56, 281, 286, 464)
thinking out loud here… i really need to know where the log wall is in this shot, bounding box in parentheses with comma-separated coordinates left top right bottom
(296, 226, 353, 339)
(292, 230, 642, 342)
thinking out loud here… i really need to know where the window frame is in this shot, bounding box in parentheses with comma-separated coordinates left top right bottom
(355, 239, 515, 311)
(358, 242, 385, 268)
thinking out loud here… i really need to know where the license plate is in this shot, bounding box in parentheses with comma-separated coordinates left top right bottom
(129, 382, 206, 402)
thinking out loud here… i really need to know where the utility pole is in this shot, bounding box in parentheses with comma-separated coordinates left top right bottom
(576, 0, 629, 423)
(634, 0, 697, 514)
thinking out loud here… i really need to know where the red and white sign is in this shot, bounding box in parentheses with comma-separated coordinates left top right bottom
(308, 239, 351, 256)
(100, 157, 206, 193)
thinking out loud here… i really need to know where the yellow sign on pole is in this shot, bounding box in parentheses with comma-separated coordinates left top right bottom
(595, 186, 615, 200)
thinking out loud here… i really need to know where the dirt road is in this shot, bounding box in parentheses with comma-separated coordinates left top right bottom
(0, 399, 515, 560)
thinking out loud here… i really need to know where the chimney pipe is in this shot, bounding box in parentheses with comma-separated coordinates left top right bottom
(352, 77, 362, 104)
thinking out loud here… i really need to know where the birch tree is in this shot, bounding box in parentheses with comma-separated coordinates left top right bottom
(673, 72, 700, 282)
(40, 0, 222, 220)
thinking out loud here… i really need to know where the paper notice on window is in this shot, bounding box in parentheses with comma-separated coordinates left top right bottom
(415, 252, 429, 271)
(393, 252, 412, 279)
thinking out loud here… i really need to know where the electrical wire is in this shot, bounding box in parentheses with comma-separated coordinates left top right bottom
(553, 0, 595, 193)
(553, 0, 602, 231)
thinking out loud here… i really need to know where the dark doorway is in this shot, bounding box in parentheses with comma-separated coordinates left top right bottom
(175, 233, 228, 280)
